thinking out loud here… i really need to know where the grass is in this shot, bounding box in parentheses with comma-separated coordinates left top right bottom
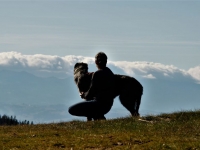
(1, 110, 200, 150)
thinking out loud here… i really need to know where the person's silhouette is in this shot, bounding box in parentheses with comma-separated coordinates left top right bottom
(69, 52, 115, 120)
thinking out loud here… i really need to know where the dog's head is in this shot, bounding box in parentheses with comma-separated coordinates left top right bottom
(74, 62, 88, 75)
(74, 62, 92, 93)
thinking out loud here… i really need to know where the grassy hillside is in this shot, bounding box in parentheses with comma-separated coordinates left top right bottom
(1, 110, 200, 150)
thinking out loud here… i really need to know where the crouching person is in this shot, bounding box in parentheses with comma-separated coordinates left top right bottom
(68, 52, 115, 121)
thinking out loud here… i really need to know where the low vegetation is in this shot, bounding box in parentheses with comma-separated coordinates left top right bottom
(0, 115, 33, 126)
(1, 110, 200, 149)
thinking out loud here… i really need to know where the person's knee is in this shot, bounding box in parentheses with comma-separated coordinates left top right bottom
(68, 106, 75, 115)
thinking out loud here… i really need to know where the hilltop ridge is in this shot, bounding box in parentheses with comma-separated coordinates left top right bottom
(1, 110, 200, 149)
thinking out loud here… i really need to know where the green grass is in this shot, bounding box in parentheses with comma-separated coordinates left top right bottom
(1, 110, 200, 150)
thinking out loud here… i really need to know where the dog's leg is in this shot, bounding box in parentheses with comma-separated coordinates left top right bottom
(134, 95, 141, 117)
(131, 111, 140, 117)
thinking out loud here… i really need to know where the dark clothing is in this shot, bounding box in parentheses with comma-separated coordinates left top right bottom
(69, 67, 115, 118)
(68, 100, 113, 118)
(83, 67, 115, 101)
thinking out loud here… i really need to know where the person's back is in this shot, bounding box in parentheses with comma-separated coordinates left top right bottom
(93, 67, 114, 100)
(83, 66, 115, 102)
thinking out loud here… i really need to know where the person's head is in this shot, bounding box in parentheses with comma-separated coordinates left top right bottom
(95, 52, 107, 69)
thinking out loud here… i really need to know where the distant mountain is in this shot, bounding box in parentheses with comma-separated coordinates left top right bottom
(0, 70, 78, 105)
(139, 78, 200, 115)
(0, 70, 200, 123)
(0, 70, 81, 123)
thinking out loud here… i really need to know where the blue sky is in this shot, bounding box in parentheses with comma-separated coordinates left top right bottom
(0, 1, 200, 69)
(0, 1, 200, 122)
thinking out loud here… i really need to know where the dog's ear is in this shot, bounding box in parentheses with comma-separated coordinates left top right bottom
(85, 63, 88, 68)
(79, 62, 88, 70)
(74, 63, 80, 69)
(83, 63, 88, 70)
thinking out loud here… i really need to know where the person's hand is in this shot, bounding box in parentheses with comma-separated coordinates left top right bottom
(87, 72, 94, 75)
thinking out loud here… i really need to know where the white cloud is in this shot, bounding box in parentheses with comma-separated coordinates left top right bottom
(109, 61, 194, 82)
(0, 52, 199, 83)
(0, 52, 94, 78)
(143, 74, 156, 79)
(188, 66, 200, 82)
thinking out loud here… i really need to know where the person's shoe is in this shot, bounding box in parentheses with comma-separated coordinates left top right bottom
(93, 116, 106, 121)
(87, 117, 93, 121)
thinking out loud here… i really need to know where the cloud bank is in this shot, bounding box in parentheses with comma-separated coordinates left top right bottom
(0, 51, 94, 78)
(188, 66, 200, 82)
(0, 52, 199, 82)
